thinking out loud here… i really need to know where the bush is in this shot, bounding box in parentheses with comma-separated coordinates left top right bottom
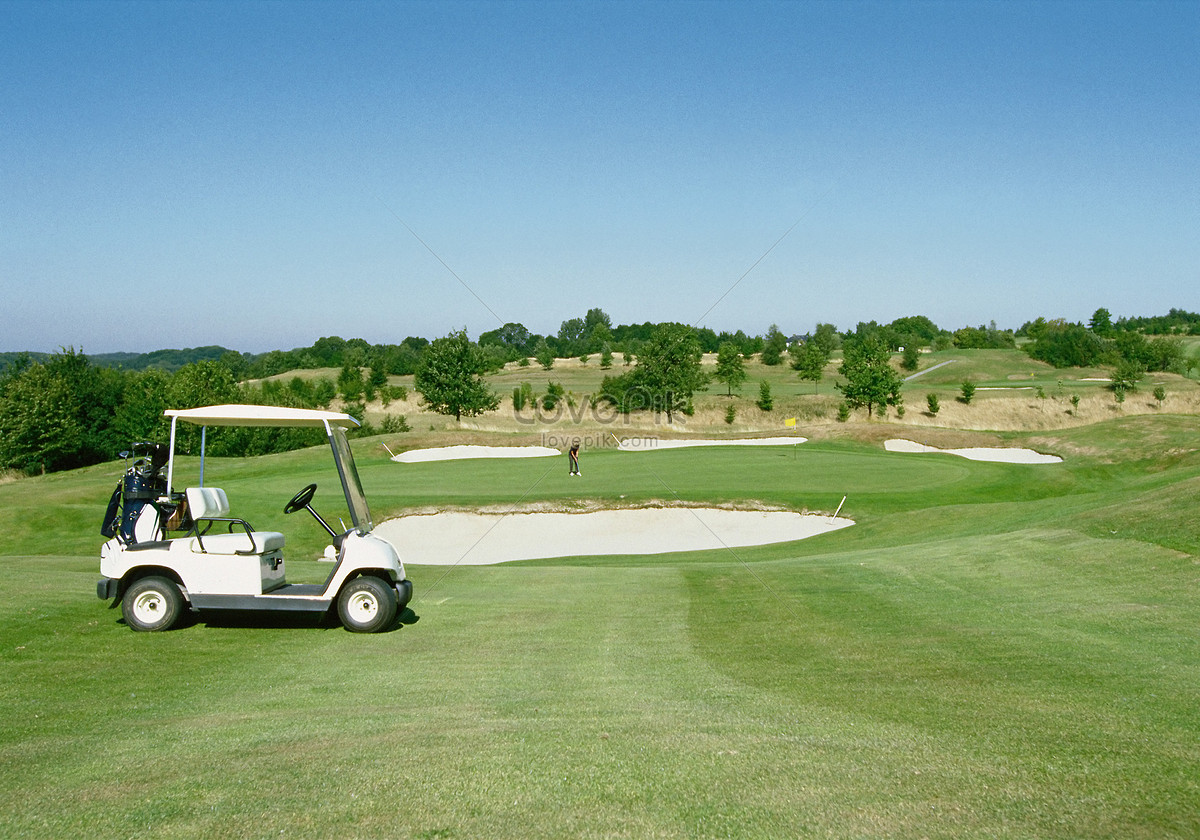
(380, 414, 411, 434)
(836, 402, 850, 422)
(724, 404, 736, 424)
(959, 381, 976, 405)
(926, 393, 940, 415)
(542, 382, 565, 411)
(756, 381, 773, 412)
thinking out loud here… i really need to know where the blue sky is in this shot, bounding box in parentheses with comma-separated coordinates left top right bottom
(2, 0, 1196, 353)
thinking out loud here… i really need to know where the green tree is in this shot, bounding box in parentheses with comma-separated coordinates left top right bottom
(959, 381, 976, 405)
(811, 323, 840, 357)
(414, 330, 500, 422)
(836, 332, 903, 419)
(901, 345, 920, 372)
(760, 324, 787, 366)
(0, 363, 83, 473)
(535, 340, 555, 370)
(598, 324, 707, 422)
(337, 361, 365, 402)
(713, 342, 747, 396)
(1111, 358, 1145, 395)
(926, 393, 940, 415)
(635, 324, 707, 422)
(1089, 307, 1114, 337)
(756, 380, 773, 412)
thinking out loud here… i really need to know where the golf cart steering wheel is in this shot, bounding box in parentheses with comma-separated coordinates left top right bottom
(284, 483, 317, 515)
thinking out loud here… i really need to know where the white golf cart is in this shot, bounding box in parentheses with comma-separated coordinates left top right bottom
(97, 404, 412, 633)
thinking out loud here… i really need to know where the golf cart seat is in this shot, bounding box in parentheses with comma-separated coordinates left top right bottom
(185, 487, 285, 555)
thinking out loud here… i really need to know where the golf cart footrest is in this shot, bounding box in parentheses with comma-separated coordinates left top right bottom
(97, 577, 119, 600)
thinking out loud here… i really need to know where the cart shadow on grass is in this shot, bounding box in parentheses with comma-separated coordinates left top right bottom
(114, 605, 421, 633)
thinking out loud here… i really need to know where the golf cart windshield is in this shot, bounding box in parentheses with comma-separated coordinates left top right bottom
(329, 426, 372, 532)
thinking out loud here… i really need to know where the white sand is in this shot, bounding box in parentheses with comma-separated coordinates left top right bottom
(618, 436, 806, 451)
(375, 507, 854, 565)
(885, 439, 1062, 464)
(391, 445, 559, 463)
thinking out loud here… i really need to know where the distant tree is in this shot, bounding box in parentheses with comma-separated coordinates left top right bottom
(1088, 307, 1114, 337)
(600, 344, 613, 369)
(926, 393, 940, 415)
(725, 403, 737, 424)
(836, 331, 903, 418)
(535, 341, 555, 370)
(1153, 385, 1166, 408)
(760, 324, 787, 366)
(1025, 321, 1106, 368)
(756, 380, 773, 412)
(811, 323, 840, 357)
(414, 329, 500, 422)
(598, 324, 706, 422)
(791, 340, 829, 393)
(959, 381, 976, 405)
(1110, 358, 1145, 395)
(337, 360, 365, 402)
(901, 345, 920, 372)
(111, 368, 172, 444)
(714, 342, 747, 396)
(888, 315, 940, 343)
(633, 324, 708, 422)
(557, 318, 587, 357)
(542, 381, 565, 412)
(367, 365, 388, 401)
(0, 363, 83, 473)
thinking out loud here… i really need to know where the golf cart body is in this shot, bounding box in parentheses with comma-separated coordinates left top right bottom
(98, 405, 412, 632)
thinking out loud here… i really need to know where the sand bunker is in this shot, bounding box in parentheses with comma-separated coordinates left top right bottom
(375, 507, 853, 565)
(391, 445, 559, 463)
(885, 439, 1062, 464)
(618, 436, 806, 451)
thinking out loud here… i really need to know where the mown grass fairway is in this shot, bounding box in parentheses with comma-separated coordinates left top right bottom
(1, 416, 1198, 838)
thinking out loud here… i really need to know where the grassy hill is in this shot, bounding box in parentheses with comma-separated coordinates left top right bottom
(1, 390, 1198, 837)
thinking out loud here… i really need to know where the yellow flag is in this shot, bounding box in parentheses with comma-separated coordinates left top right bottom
(784, 417, 797, 427)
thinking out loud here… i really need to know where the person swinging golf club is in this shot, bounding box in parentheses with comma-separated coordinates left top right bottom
(568, 439, 581, 476)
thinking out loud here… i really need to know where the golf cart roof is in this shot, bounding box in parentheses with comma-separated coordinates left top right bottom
(164, 404, 361, 429)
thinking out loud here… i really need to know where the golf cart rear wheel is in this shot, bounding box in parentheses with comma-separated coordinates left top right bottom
(337, 576, 397, 633)
(123, 576, 184, 632)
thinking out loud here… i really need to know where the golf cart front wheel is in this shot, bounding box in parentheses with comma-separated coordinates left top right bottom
(337, 577, 397, 633)
(123, 576, 184, 632)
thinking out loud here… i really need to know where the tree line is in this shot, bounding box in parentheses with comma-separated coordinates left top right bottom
(3, 307, 1197, 476)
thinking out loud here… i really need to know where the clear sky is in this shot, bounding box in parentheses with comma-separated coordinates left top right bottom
(2, 0, 1196, 354)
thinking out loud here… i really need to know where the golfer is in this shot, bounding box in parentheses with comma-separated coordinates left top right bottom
(568, 440, 581, 476)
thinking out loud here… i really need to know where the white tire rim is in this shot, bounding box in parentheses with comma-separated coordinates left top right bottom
(346, 591, 379, 623)
(132, 590, 167, 625)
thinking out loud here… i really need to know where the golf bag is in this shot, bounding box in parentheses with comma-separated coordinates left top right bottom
(101, 443, 175, 544)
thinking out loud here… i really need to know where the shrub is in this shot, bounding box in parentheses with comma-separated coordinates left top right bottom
(380, 414, 411, 434)
(926, 393, 940, 415)
(725, 404, 736, 425)
(542, 382, 565, 411)
(836, 402, 850, 422)
(959, 381, 976, 405)
(756, 381, 773, 412)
